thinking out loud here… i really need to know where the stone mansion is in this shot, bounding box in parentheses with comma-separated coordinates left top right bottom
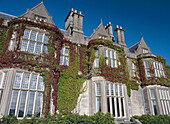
(0, 1, 169, 122)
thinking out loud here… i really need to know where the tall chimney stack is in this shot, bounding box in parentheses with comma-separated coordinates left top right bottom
(114, 25, 126, 46)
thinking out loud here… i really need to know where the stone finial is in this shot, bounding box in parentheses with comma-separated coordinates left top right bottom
(71, 8, 74, 11)
(93, 29, 96, 32)
(116, 25, 119, 28)
(41, 0, 43, 3)
(120, 26, 122, 29)
(75, 10, 77, 13)
(100, 18, 103, 24)
(79, 11, 82, 14)
(109, 22, 111, 24)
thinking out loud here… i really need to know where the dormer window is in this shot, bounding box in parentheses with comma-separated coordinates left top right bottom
(99, 35, 107, 40)
(143, 49, 148, 54)
(34, 15, 46, 22)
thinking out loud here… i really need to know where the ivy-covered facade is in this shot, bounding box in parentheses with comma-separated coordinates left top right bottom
(0, 1, 169, 122)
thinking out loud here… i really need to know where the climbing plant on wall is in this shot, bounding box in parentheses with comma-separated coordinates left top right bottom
(88, 39, 139, 96)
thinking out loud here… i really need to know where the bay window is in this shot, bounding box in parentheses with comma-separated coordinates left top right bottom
(21, 29, 49, 54)
(9, 72, 44, 118)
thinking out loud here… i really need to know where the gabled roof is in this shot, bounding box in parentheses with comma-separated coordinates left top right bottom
(129, 42, 140, 53)
(129, 35, 150, 53)
(0, 12, 16, 20)
(90, 19, 109, 38)
(20, 1, 54, 24)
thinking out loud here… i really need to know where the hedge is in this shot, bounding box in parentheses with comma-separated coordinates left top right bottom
(0, 112, 115, 124)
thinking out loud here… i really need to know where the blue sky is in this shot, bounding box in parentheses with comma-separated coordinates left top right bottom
(0, 0, 170, 65)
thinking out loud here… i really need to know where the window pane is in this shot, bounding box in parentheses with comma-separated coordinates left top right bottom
(97, 97, 101, 112)
(65, 48, 69, 56)
(44, 35, 49, 43)
(104, 50, 107, 57)
(30, 74, 38, 90)
(112, 98, 115, 116)
(96, 83, 101, 96)
(21, 41, 28, 51)
(107, 97, 110, 113)
(64, 56, 69, 66)
(117, 98, 120, 117)
(144, 61, 149, 68)
(108, 50, 110, 58)
(43, 45, 48, 54)
(150, 89, 155, 99)
(38, 76, 44, 91)
(35, 92, 43, 117)
(26, 92, 35, 117)
(115, 84, 118, 96)
(60, 56, 64, 65)
(112, 51, 115, 59)
(152, 100, 158, 115)
(37, 33, 43, 42)
(120, 85, 123, 96)
(23, 30, 30, 39)
(18, 91, 27, 117)
(13, 72, 22, 88)
(35, 44, 42, 54)
(111, 84, 114, 96)
(106, 83, 110, 96)
(121, 98, 124, 116)
(94, 58, 99, 68)
(22, 73, 30, 89)
(9, 91, 19, 115)
(61, 48, 64, 55)
(28, 42, 35, 53)
(30, 32, 36, 41)
(1, 72, 7, 88)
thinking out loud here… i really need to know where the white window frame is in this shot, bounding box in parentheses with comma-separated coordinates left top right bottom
(60, 45, 69, 66)
(144, 61, 151, 77)
(20, 28, 49, 54)
(106, 83, 126, 118)
(153, 61, 165, 77)
(104, 49, 118, 68)
(96, 83, 101, 112)
(8, 71, 44, 119)
(159, 89, 170, 115)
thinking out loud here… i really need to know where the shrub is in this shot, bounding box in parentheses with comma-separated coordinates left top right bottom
(131, 114, 170, 124)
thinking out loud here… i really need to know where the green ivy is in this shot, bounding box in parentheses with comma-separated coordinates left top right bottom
(57, 51, 87, 114)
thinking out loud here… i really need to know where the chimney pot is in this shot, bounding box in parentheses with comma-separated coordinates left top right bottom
(109, 22, 111, 24)
(79, 11, 82, 14)
(120, 26, 122, 29)
(75, 10, 77, 13)
(71, 8, 74, 11)
(116, 25, 119, 28)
